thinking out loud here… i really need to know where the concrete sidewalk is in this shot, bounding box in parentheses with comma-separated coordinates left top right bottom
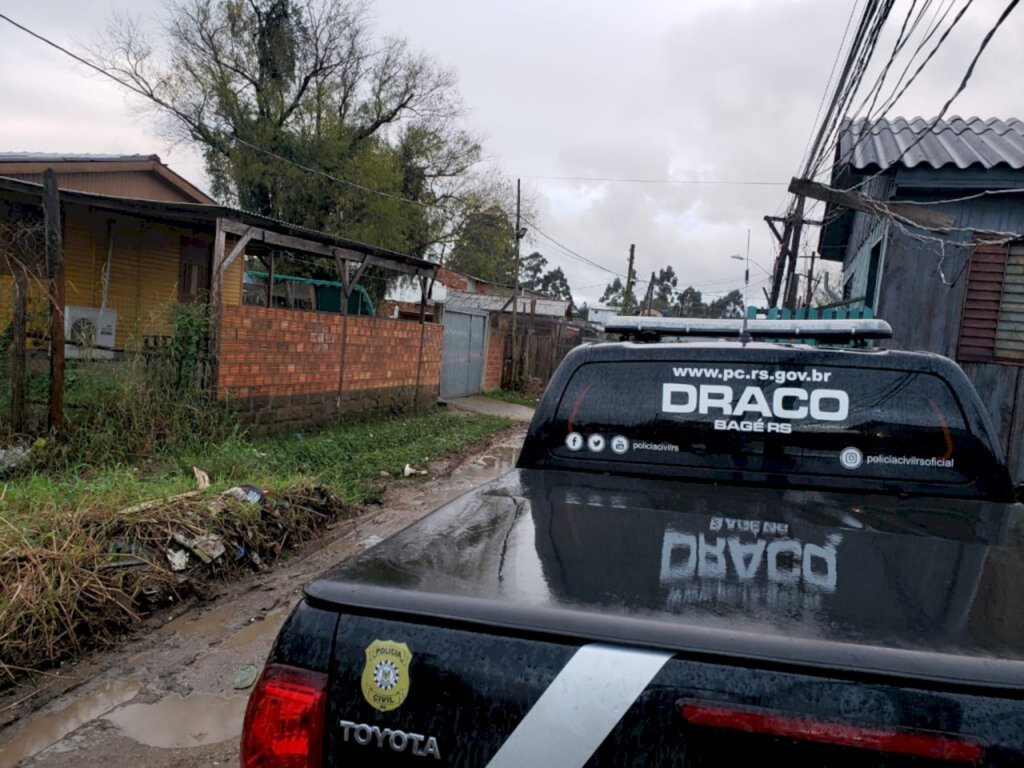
(443, 395, 536, 422)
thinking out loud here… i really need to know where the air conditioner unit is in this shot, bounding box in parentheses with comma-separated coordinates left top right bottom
(65, 306, 117, 349)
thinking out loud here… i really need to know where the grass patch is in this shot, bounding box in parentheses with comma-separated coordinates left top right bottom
(3, 409, 509, 521)
(0, 408, 510, 683)
(484, 389, 539, 407)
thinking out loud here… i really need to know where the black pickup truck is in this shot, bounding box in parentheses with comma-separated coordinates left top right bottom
(241, 318, 1024, 767)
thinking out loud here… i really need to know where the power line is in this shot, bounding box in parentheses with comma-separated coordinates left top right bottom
(528, 225, 624, 277)
(520, 175, 786, 186)
(846, 0, 1019, 192)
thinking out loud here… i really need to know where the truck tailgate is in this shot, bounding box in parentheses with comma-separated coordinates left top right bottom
(324, 612, 1024, 766)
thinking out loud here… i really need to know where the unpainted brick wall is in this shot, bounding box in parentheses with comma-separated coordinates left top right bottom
(484, 329, 506, 390)
(217, 306, 442, 428)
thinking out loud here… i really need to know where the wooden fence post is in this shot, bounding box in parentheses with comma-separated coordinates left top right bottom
(43, 170, 65, 435)
(10, 267, 27, 432)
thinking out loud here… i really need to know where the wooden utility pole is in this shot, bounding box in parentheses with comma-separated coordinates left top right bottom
(511, 178, 522, 384)
(621, 244, 636, 315)
(10, 267, 27, 432)
(43, 169, 65, 435)
(804, 250, 818, 308)
(643, 271, 656, 314)
(783, 196, 806, 310)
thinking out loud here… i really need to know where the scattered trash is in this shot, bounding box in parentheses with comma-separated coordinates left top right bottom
(119, 491, 200, 516)
(193, 466, 210, 490)
(359, 535, 383, 549)
(0, 446, 30, 474)
(172, 532, 226, 564)
(380, 470, 392, 479)
(403, 464, 427, 478)
(166, 549, 190, 572)
(233, 664, 259, 690)
(223, 485, 266, 505)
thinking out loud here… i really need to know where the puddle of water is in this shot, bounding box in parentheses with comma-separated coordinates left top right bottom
(161, 603, 237, 639)
(223, 609, 288, 650)
(0, 679, 141, 768)
(104, 693, 249, 749)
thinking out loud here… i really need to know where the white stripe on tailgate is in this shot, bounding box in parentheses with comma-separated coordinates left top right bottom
(485, 643, 673, 768)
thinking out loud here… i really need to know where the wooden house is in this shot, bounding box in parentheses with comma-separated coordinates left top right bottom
(819, 116, 1024, 478)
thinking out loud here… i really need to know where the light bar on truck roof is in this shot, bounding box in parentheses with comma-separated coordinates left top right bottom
(604, 316, 893, 342)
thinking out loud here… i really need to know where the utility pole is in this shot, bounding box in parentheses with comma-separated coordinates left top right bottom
(510, 178, 523, 384)
(43, 169, 65, 435)
(783, 196, 806, 310)
(621, 243, 636, 315)
(643, 271, 656, 314)
(804, 249, 818, 308)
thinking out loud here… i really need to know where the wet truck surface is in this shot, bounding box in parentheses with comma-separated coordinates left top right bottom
(241, 319, 1024, 766)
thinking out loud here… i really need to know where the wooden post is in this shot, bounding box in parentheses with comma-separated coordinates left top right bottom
(10, 267, 27, 432)
(413, 274, 428, 411)
(267, 250, 276, 307)
(43, 170, 65, 434)
(335, 257, 350, 408)
(208, 219, 226, 394)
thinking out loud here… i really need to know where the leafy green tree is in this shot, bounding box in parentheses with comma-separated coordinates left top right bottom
(90, 0, 482, 263)
(653, 266, 678, 312)
(675, 286, 705, 317)
(520, 251, 548, 291)
(447, 206, 516, 284)
(706, 289, 745, 319)
(600, 278, 625, 307)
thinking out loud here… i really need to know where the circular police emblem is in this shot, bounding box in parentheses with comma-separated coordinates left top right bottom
(840, 446, 863, 470)
(374, 660, 400, 690)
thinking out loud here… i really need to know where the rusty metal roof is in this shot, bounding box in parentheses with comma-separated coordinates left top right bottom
(444, 289, 569, 317)
(839, 117, 1024, 172)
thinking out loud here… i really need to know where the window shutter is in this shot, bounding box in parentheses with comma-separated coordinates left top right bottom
(957, 241, 1008, 362)
(994, 244, 1024, 362)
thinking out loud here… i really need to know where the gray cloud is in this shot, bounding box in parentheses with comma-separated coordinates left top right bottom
(2, 0, 1022, 304)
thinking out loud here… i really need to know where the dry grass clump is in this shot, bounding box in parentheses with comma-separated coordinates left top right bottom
(0, 486, 357, 685)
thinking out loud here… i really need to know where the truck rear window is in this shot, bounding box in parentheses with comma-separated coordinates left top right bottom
(549, 361, 984, 485)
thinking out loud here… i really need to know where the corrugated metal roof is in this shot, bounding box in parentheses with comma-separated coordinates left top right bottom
(444, 289, 569, 317)
(0, 153, 160, 163)
(839, 117, 1024, 172)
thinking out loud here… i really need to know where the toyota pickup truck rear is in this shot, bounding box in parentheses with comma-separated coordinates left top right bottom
(244, 327, 1024, 766)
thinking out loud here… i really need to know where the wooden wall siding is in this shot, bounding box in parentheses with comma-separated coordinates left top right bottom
(875, 227, 969, 357)
(994, 245, 1024, 361)
(960, 361, 1024, 482)
(3, 171, 201, 204)
(1, 208, 213, 345)
(957, 243, 1008, 361)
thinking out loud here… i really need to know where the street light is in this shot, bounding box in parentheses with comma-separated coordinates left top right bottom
(730, 229, 752, 343)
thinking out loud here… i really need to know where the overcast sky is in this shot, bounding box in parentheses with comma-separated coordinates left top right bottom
(2, 0, 1022, 304)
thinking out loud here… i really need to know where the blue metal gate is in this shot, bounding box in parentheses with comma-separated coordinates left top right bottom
(441, 309, 488, 398)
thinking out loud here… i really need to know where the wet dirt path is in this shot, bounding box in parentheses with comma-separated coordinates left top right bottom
(0, 426, 526, 768)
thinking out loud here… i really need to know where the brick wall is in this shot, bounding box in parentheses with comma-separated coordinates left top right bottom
(218, 305, 442, 433)
(484, 329, 506, 390)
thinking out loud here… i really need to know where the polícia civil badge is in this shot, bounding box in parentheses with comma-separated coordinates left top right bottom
(361, 639, 412, 712)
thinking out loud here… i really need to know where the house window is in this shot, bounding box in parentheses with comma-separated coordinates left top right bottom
(957, 240, 1024, 363)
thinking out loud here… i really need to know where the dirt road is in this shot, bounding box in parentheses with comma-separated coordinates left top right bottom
(0, 426, 526, 768)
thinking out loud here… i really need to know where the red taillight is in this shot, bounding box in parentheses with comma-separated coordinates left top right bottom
(241, 664, 328, 768)
(679, 701, 984, 764)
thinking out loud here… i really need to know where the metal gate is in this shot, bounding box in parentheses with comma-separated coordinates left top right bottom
(441, 309, 488, 398)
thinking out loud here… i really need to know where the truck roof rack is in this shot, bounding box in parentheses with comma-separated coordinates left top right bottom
(604, 316, 893, 343)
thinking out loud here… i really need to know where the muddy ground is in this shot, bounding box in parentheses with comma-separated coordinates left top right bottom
(0, 425, 526, 768)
